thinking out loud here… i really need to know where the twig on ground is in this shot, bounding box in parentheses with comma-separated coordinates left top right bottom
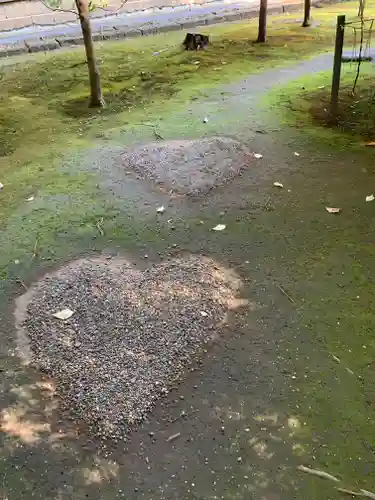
(276, 284, 295, 304)
(264, 196, 271, 210)
(360, 489, 375, 499)
(336, 487, 364, 497)
(16, 279, 28, 291)
(96, 217, 104, 236)
(168, 408, 198, 424)
(282, 234, 290, 247)
(32, 237, 39, 259)
(331, 353, 355, 376)
(297, 465, 340, 482)
(153, 129, 164, 141)
(166, 432, 181, 443)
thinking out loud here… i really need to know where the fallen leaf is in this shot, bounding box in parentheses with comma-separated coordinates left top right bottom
(325, 207, 341, 214)
(52, 308, 74, 320)
(213, 224, 226, 231)
(273, 182, 284, 188)
(156, 205, 165, 213)
(253, 153, 263, 159)
(366, 194, 374, 202)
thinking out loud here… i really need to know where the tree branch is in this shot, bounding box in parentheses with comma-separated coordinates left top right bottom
(39, 0, 130, 17)
(38, 0, 77, 16)
(93, 0, 128, 14)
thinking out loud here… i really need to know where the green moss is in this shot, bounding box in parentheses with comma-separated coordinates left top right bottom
(0, 0, 371, 229)
(265, 63, 375, 143)
(1, 4, 375, 495)
(261, 64, 375, 494)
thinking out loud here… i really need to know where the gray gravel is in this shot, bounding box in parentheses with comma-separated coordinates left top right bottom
(17, 255, 243, 440)
(118, 136, 252, 196)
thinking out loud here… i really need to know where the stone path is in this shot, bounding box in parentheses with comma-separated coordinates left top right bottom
(0, 0, 303, 57)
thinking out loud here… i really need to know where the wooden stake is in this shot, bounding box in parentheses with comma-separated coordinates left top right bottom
(330, 15, 346, 122)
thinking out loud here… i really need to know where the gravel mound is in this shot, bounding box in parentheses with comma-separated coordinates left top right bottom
(16, 255, 243, 440)
(118, 136, 252, 195)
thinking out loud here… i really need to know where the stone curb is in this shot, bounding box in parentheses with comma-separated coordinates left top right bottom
(0, 0, 343, 59)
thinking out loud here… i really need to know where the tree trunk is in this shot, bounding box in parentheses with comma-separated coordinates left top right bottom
(75, 0, 104, 107)
(302, 0, 311, 27)
(358, 0, 365, 17)
(256, 0, 268, 43)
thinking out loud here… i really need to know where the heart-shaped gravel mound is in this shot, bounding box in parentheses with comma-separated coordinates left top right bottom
(118, 137, 252, 196)
(15, 255, 244, 440)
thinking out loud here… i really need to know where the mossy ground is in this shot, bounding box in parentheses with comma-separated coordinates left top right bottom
(1, 2, 375, 499)
(265, 66, 375, 495)
(271, 62, 375, 140)
(0, 0, 373, 218)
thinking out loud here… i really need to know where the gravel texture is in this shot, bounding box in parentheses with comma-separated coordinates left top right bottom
(118, 137, 252, 196)
(16, 255, 243, 440)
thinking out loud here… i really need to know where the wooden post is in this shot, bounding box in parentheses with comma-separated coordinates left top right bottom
(330, 15, 345, 122)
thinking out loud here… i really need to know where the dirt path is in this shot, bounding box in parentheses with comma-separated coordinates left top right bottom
(1, 53, 375, 500)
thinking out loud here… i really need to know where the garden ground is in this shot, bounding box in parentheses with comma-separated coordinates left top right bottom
(0, 2, 375, 499)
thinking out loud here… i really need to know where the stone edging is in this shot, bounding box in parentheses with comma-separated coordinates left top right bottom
(0, 0, 341, 59)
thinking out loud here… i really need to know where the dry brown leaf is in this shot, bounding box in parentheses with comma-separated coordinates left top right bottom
(325, 207, 341, 214)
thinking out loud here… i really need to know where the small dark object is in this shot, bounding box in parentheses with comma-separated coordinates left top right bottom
(342, 56, 373, 63)
(183, 33, 209, 51)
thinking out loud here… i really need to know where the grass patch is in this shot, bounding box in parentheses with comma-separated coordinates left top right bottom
(0, 1, 374, 272)
(265, 62, 375, 153)
(268, 62, 375, 141)
(0, 2, 373, 149)
(263, 64, 375, 492)
(310, 66, 375, 139)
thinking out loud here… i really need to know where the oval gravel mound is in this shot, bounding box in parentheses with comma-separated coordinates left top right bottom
(15, 255, 244, 440)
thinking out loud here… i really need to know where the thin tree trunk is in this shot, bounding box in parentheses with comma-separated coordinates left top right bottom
(358, 0, 365, 17)
(75, 0, 104, 107)
(256, 0, 268, 43)
(302, 0, 311, 26)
